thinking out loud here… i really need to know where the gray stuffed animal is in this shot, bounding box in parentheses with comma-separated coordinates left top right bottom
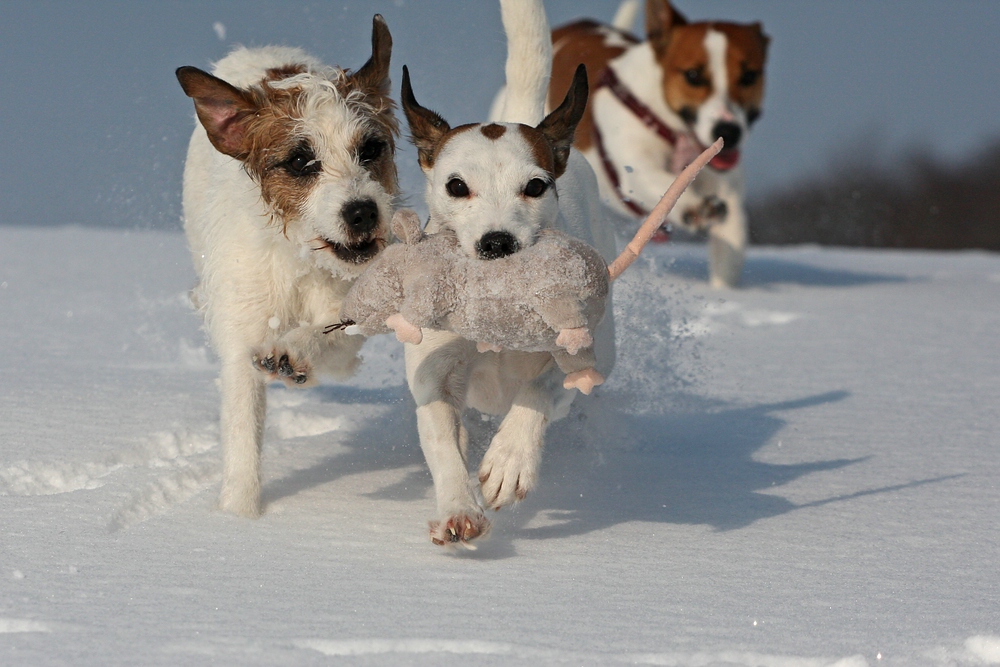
(329, 140, 723, 394)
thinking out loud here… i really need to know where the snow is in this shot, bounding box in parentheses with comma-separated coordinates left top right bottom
(1, 226, 997, 665)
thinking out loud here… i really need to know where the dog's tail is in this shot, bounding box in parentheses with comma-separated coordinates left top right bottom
(492, 0, 552, 126)
(611, 0, 641, 33)
(608, 139, 724, 281)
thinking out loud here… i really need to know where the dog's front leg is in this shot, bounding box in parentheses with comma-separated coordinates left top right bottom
(405, 333, 488, 546)
(218, 356, 267, 517)
(478, 376, 554, 511)
(703, 172, 748, 288)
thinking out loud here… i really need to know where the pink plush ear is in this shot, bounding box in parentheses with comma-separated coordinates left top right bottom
(391, 209, 425, 244)
(176, 66, 258, 159)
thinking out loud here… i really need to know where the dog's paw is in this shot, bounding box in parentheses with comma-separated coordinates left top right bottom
(429, 513, 490, 548)
(479, 440, 540, 511)
(682, 195, 729, 230)
(252, 348, 312, 387)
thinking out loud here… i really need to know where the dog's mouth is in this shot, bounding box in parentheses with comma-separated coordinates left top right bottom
(708, 147, 741, 171)
(315, 235, 386, 264)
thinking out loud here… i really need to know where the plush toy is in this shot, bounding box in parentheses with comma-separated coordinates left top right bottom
(328, 139, 723, 394)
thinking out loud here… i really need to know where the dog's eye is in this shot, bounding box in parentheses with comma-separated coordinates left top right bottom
(738, 70, 760, 87)
(683, 68, 707, 87)
(283, 146, 321, 177)
(357, 137, 386, 165)
(523, 178, 549, 198)
(446, 178, 470, 198)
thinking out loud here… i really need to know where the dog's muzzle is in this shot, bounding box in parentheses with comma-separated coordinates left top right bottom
(476, 231, 520, 260)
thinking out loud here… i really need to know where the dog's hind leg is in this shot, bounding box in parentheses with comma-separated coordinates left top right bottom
(218, 356, 267, 517)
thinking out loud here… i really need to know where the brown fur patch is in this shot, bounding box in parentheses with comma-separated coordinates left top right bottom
(265, 65, 307, 81)
(550, 20, 637, 151)
(717, 22, 768, 114)
(517, 125, 555, 175)
(419, 123, 476, 171)
(239, 84, 315, 226)
(480, 123, 507, 140)
(659, 24, 713, 115)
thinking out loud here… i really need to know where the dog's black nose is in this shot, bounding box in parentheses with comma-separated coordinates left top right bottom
(476, 231, 520, 260)
(341, 199, 379, 235)
(712, 121, 742, 149)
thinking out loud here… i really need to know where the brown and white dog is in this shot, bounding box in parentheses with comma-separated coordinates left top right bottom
(400, 0, 616, 546)
(176, 17, 398, 518)
(548, 0, 769, 287)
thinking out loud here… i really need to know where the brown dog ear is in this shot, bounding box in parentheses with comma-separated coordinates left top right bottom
(176, 66, 258, 159)
(350, 14, 393, 96)
(400, 65, 451, 171)
(535, 64, 588, 178)
(646, 0, 687, 56)
(753, 22, 772, 55)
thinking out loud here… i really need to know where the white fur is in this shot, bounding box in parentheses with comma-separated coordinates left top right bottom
(182, 46, 394, 517)
(580, 22, 754, 288)
(408, 0, 616, 543)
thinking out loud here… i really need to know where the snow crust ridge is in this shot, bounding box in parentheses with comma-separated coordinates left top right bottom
(295, 638, 869, 666)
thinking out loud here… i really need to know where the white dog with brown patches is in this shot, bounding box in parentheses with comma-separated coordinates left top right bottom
(176, 16, 398, 518)
(548, 0, 769, 287)
(400, 0, 616, 546)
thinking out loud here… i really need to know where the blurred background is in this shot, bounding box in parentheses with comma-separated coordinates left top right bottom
(2, 1, 999, 248)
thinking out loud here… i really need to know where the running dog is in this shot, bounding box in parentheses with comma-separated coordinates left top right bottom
(400, 0, 616, 546)
(176, 16, 398, 517)
(549, 0, 769, 287)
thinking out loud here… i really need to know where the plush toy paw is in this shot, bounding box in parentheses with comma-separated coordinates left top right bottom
(385, 313, 423, 345)
(563, 368, 605, 395)
(682, 195, 728, 230)
(429, 513, 490, 548)
(555, 327, 593, 355)
(476, 341, 503, 353)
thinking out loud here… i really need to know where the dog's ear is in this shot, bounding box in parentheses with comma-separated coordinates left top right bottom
(350, 14, 393, 96)
(400, 65, 451, 171)
(753, 22, 771, 56)
(535, 64, 588, 178)
(646, 0, 687, 56)
(176, 66, 258, 160)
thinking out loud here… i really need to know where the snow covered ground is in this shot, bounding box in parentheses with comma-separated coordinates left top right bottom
(1, 226, 998, 666)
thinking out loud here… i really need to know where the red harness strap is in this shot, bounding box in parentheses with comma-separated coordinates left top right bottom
(596, 67, 680, 146)
(592, 67, 680, 230)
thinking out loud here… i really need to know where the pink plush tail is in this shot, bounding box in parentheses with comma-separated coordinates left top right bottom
(606, 138, 724, 281)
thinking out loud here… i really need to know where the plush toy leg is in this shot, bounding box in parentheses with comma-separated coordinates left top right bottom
(551, 348, 604, 395)
(563, 368, 604, 395)
(555, 326, 593, 355)
(385, 313, 423, 345)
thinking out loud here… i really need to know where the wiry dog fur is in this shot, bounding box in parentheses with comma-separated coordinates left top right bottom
(400, 0, 616, 546)
(177, 16, 398, 518)
(546, 0, 769, 287)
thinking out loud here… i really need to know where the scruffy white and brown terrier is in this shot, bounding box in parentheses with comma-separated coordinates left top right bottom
(400, 0, 616, 546)
(547, 0, 769, 287)
(176, 16, 397, 518)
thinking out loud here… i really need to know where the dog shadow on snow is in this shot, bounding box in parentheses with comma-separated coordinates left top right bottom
(261, 383, 956, 559)
(657, 244, 910, 288)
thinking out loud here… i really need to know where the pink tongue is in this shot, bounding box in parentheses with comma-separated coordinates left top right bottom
(709, 149, 740, 171)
